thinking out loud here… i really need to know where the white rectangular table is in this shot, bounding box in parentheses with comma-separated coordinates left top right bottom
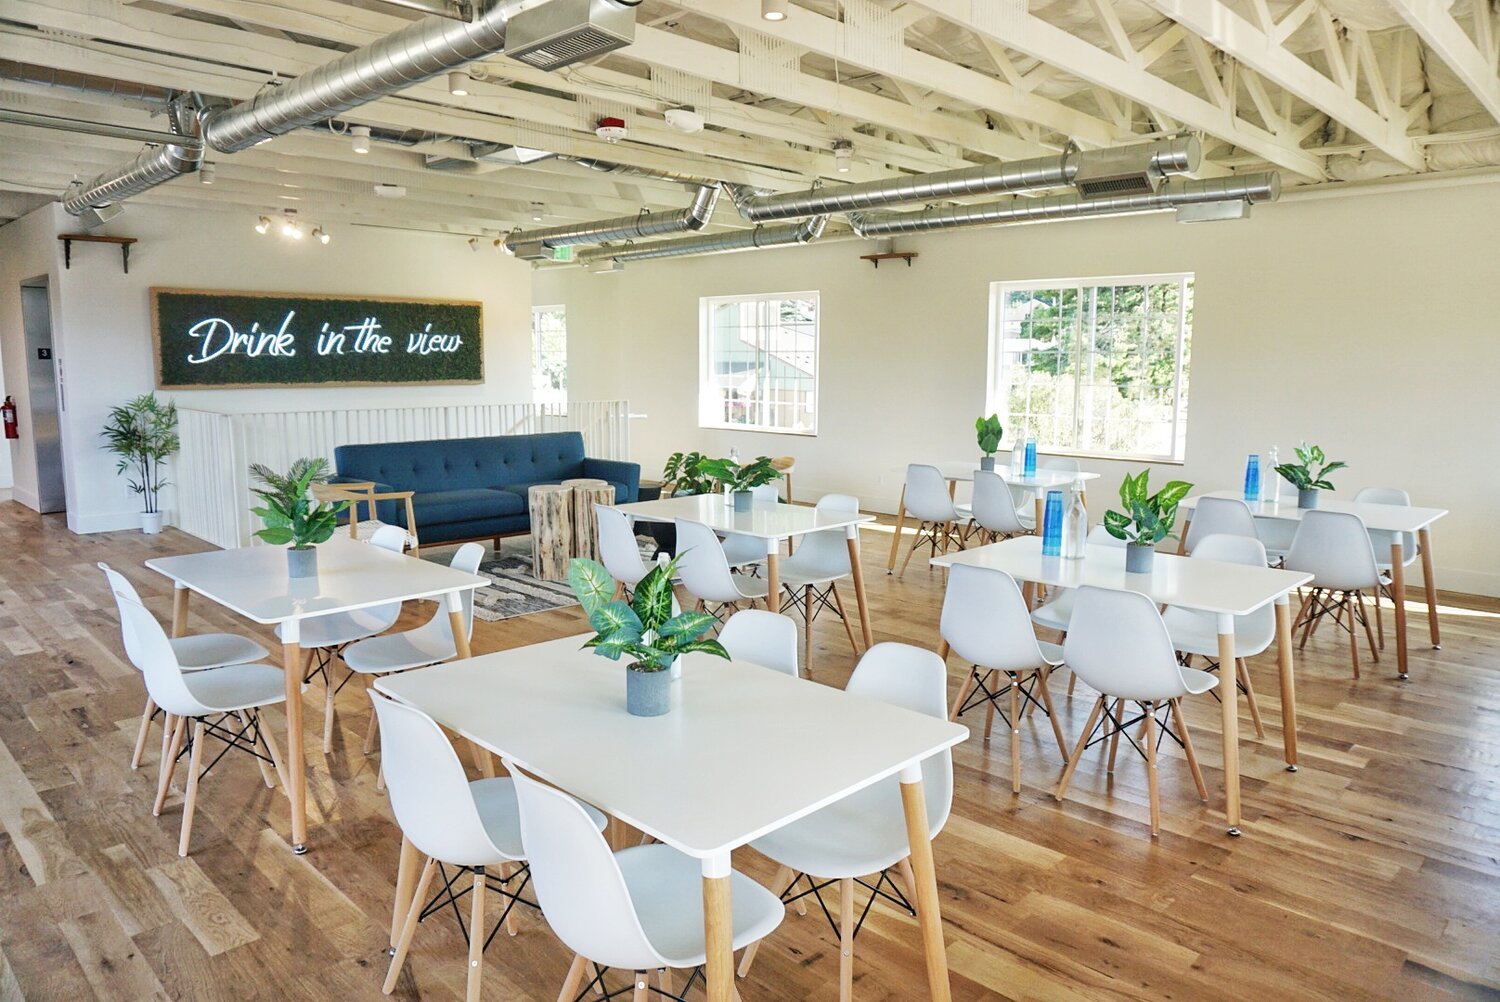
(886, 465, 1102, 572)
(932, 536, 1312, 835)
(615, 494, 878, 648)
(1181, 491, 1448, 679)
(147, 535, 489, 854)
(377, 635, 968, 1002)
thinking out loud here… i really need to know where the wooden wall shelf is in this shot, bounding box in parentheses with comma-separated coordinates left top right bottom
(859, 251, 917, 269)
(59, 233, 139, 273)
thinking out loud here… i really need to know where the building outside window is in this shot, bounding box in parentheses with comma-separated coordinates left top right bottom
(531, 304, 567, 408)
(989, 273, 1193, 462)
(699, 292, 818, 435)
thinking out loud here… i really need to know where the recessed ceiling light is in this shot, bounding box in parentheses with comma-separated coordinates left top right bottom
(351, 125, 371, 154)
(448, 71, 470, 96)
(761, 0, 787, 21)
(833, 139, 853, 173)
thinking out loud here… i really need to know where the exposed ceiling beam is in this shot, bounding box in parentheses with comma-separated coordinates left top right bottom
(1385, 0, 1500, 124)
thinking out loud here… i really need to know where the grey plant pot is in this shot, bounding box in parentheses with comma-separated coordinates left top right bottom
(1297, 488, 1320, 509)
(979, 455, 995, 472)
(287, 545, 318, 579)
(626, 664, 672, 717)
(733, 490, 754, 512)
(1125, 544, 1155, 574)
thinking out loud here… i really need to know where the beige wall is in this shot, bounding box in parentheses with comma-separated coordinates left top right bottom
(534, 179, 1500, 597)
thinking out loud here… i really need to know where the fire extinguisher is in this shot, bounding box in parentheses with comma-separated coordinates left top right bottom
(1, 397, 16, 440)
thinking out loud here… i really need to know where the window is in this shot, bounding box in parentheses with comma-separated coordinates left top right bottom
(699, 292, 818, 435)
(531, 305, 567, 407)
(988, 273, 1193, 462)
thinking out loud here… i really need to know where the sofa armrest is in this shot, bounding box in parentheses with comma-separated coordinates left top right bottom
(583, 457, 641, 503)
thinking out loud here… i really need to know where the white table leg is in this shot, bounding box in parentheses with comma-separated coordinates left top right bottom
(899, 763, 951, 1001)
(765, 540, 780, 614)
(1217, 613, 1241, 836)
(702, 852, 734, 1002)
(1275, 594, 1297, 772)
(281, 617, 309, 853)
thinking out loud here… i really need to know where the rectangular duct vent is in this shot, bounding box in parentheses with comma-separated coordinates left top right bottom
(1071, 146, 1164, 198)
(505, 0, 636, 70)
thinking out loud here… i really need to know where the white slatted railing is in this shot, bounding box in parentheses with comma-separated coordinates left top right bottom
(176, 401, 631, 548)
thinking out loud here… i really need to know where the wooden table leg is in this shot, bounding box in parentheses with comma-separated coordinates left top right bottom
(846, 529, 874, 649)
(1418, 527, 1440, 649)
(281, 620, 309, 853)
(1274, 595, 1298, 772)
(1390, 541, 1409, 680)
(702, 854, 734, 1002)
(1217, 615, 1241, 835)
(886, 485, 908, 573)
(1176, 518, 1191, 555)
(899, 766, 952, 1002)
(765, 546, 781, 615)
(171, 585, 190, 637)
(1033, 496, 1044, 535)
(390, 833, 421, 951)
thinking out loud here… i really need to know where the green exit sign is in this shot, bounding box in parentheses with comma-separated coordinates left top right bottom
(550, 245, 574, 262)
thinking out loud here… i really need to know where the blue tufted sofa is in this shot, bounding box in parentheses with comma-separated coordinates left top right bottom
(331, 431, 640, 546)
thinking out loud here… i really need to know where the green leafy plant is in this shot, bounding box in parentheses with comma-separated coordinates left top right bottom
(1275, 442, 1346, 492)
(101, 393, 179, 514)
(568, 556, 729, 672)
(661, 451, 715, 496)
(248, 458, 349, 550)
(1103, 470, 1193, 547)
(975, 414, 1003, 456)
(695, 455, 782, 493)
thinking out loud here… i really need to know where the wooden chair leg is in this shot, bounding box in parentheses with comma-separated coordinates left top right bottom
(154, 715, 187, 816)
(384, 857, 438, 994)
(982, 671, 998, 740)
(948, 669, 978, 723)
(557, 955, 588, 1002)
(239, 710, 278, 789)
(132, 696, 157, 770)
(804, 585, 815, 675)
(632, 972, 649, 1001)
(838, 877, 855, 1002)
(736, 940, 761, 979)
(466, 867, 486, 1002)
(1055, 696, 1104, 802)
(829, 583, 859, 657)
(895, 858, 919, 914)
(1170, 699, 1209, 801)
(497, 861, 519, 937)
(157, 711, 177, 787)
(322, 664, 338, 755)
(1375, 584, 1385, 649)
(658, 967, 675, 995)
(898, 524, 926, 577)
(1106, 699, 1123, 774)
(1236, 659, 1266, 739)
(1347, 594, 1361, 679)
(1009, 676, 1022, 794)
(1143, 702, 1160, 837)
(178, 720, 207, 857)
(1037, 668, 1070, 759)
(1356, 591, 1380, 663)
(257, 710, 290, 793)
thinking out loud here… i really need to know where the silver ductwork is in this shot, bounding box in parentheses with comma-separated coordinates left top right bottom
(577, 215, 827, 265)
(726, 137, 1200, 223)
(564, 156, 722, 189)
(846, 173, 1281, 237)
(62, 95, 204, 215)
(504, 184, 720, 257)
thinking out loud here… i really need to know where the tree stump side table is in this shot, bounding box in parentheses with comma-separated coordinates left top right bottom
(528, 484, 575, 581)
(562, 478, 615, 562)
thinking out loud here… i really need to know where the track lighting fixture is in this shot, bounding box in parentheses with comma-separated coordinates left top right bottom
(468, 236, 481, 251)
(282, 216, 303, 239)
(254, 215, 271, 234)
(312, 226, 330, 244)
(833, 139, 853, 173)
(761, 0, 787, 20)
(350, 125, 371, 154)
(448, 71, 470, 96)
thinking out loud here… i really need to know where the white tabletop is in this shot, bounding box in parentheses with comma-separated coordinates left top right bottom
(146, 535, 489, 624)
(376, 635, 967, 859)
(930, 536, 1311, 616)
(615, 494, 874, 540)
(935, 464, 1102, 488)
(1183, 491, 1448, 533)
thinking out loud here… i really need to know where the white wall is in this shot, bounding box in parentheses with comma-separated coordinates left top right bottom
(0, 202, 534, 533)
(0, 205, 66, 503)
(534, 179, 1500, 597)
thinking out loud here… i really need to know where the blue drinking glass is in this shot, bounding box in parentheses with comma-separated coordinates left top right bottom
(1042, 489, 1064, 556)
(1243, 454, 1261, 502)
(1024, 438, 1037, 478)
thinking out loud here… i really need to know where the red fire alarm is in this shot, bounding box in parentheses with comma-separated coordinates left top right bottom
(595, 116, 628, 143)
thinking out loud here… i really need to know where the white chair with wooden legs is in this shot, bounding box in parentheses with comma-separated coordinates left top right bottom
(1054, 587, 1216, 837)
(1252, 475, 1300, 565)
(597, 505, 653, 598)
(719, 609, 800, 678)
(99, 563, 268, 774)
(774, 494, 863, 672)
(1284, 510, 1383, 678)
(1180, 496, 1260, 554)
(1354, 486, 1420, 649)
(897, 464, 967, 577)
(116, 596, 288, 857)
(674, 518, 770, 616)
(508, 760, 783, 1002)
(940, 564, 1069, 793)
(376, 691, 606, 1002)
(738, 643, 952, 1001)
(278, 524, 408, 755)
(720, 484, 784, 570)
(1162, 534, 1274, 739)
(966, 471, 1034, 545)
(1029, 526, 1123, 636)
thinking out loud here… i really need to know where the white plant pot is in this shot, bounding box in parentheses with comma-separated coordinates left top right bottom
(140, 511, 165, 535)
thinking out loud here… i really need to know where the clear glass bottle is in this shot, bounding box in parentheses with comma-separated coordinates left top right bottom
(1262, 445, 1279, 502)
(1062, 477, 1088, 559)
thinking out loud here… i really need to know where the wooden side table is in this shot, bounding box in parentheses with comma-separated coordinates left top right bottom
(528, 485, 574, 581)
(563, 478, 615, 561)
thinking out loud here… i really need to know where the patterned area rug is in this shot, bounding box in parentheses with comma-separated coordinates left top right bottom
(428, 536, 659, 622)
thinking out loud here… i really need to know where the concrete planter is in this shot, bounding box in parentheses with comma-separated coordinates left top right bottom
(626, 664, 672, 716)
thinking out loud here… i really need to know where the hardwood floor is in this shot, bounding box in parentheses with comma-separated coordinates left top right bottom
(0, 501, 1497, 1001)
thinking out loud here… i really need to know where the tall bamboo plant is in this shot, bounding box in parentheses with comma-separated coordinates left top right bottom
(101, 393, 179, 515)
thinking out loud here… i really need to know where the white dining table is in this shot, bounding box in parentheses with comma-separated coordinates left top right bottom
(376, 634, 968, 1002)
(886, 465, 1102, 572)
(615, 493, 878, 648)
(147, 535, 489, 854)
(1181, 491, 1448, 679)
(931, 536, 1312, 836)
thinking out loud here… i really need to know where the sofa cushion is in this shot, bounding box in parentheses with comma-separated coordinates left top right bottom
(335, 432, 587, 494)
(411, 488, 523, 526)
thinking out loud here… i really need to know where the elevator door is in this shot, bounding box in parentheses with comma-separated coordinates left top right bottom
(20, 279, 66, 514)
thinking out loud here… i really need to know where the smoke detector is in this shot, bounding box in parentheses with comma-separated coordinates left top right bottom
(664, 107, 704, 134)
(596, 116, 628, 143)
(373, 183, 407, 198)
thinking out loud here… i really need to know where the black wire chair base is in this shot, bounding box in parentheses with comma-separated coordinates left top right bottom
(173, 710, 277, 782)
(905, 521, 965, 565)
(778, 582, 848, 628)
(1294, 588, 1378, 660)
(571, 963, 703, 1002)
(417, 862, 537, 953)
(953, 667, 1052, 728)
(779, 868, 915, 942)
(1080, 698, 1186, 761)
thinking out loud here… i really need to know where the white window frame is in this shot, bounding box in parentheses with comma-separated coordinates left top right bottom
(698, 291, 820, 437)
(986, 272, 1193, 463)
(530, 303, 567, 410)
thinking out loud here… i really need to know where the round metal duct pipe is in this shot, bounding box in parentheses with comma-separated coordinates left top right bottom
(577, 214, 827, 264)
(504, 184, 720, 254)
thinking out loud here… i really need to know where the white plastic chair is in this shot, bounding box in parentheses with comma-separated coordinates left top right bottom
(897, 464, 966, 576)
(967, 470, 1034, 544)
(1030, 526, 1123, 635)
(1055, 587, 1216, 837)
(720, 483, 784, 570)
(117, 595, 289, 857)
(1284, 510, 1383, 678)
(597, 505, 652, 593)
(1039, 457, 1080, 475)
(1162, 534, 1274, 739)
(1354, 486, 1419, 650)
(774, 494, 863, 672)
(99, 563, 269, 773)
(674, 518, 769, 615)
(375, 691, 607, 1000)
(278, 524, 409, 754)
(1252, 474, 1300, 564)
(508, 759, 783, 1001)
(719, 609, 800, 678)
(739, 643, 952, 1000)
(941, 564, 1069, 793)
(1182, 496, 1259, 554)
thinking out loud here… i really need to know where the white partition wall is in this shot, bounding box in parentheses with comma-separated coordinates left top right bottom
(178, 401, 630, 548)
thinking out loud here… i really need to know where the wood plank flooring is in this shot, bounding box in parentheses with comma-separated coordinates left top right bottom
(0, 501, 1496, 1001)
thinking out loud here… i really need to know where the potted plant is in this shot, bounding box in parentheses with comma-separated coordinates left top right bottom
(696, 455, 782, 511)
(568, 555, 729, 716)
(248, 458, 350, 578)
(1275, 442, 1345, 509)
(661, 451, 715, 496)
(101, 393, 179, 534)
(1102, 470, 1193, 574)
(975, 414, 1003, 472)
